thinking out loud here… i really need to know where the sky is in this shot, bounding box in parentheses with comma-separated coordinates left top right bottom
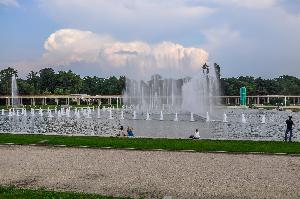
(0, 0, 300, 78)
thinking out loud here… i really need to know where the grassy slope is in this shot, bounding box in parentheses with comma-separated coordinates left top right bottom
(0, 133, 299, 154)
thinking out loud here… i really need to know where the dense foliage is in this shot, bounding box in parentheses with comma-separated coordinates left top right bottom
(221, 75, 300, 96)
(0, 67, 300, 96)
(0, 67, 125, 95)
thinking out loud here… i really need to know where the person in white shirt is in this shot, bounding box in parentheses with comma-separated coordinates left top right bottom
(189, 129, 200, 139)
(194, 129, 200, 139)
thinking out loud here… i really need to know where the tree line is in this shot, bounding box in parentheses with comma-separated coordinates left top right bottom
(0, 67, 125, 95)
(0, 67, 300, 96)
(221, 75, 300, 96)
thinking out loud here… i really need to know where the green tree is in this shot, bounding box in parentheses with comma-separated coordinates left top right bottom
(26, 71, 40, 94)
(39, 68, 57, 94)
(17, 79, 34, 94)
(81, 76, 104, 95)
(56, 70, 82, 94)
(276, 75, 300, 95)
(0, 67, 18, 95)
(102, 76, 121, 95)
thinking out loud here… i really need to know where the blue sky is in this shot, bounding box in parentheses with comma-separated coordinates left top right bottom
(1, 0, 300, 78)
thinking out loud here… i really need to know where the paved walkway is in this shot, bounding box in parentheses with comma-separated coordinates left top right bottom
(0, 145, 300, 199)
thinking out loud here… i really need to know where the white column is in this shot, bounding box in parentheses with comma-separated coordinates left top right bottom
(284, 96, 287, 107)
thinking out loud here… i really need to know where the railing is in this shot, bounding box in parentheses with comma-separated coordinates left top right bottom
(1, 94, 300, 99)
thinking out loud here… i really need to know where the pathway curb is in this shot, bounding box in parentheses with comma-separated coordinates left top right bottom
(0, 143, 299, 157)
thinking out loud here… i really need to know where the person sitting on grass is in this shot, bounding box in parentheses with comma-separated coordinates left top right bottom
(189, 129, 200, 139)
(127, 126, 135, 137)
(117, 126, 126, 137)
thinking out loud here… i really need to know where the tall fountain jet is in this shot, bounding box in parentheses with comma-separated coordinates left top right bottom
(160, 111, 164, 121)
(11, 75, 20, 107)
(120, 110, 124, 120)
(123, 63, 220, 118)
(190, 112, 195, 122)
(123, 75, 182, 112)
(108, 109, 113, 120)
(242, 114, 247, 123)
(182, 63, 220, 117)
(223, 113, 228, 123)
(206, 112, 210, 122)
(174, 112, 178, 121)
(261, 115, 266, 124)
(146, 112, 150, 120)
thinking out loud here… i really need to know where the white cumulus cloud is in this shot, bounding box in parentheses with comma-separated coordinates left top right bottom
(42, 29, 209, 78)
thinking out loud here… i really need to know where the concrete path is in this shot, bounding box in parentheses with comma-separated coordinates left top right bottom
(0, 145, 300, 199)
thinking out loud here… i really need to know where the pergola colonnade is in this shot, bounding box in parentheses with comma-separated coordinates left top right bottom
(221, 95, 300, 106)
(1, 95, 300, 107)
(1, 95, 123, 108)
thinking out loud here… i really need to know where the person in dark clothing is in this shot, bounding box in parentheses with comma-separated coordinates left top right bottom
(285, 116, 295, 142)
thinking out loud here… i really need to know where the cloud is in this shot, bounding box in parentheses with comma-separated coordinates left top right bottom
(202, 26, 241, 52)
(41, 29, 209, 78)
(43, 29, 114, 64)
(200, 5, 300, 77)
(278, 0, 300, 15)
(213, 0, 276, 9)
(38, 0, 216, 42)
(0, 0, 19, 7)
(3, 0, 300, 78)
(39, 0, 216, 18)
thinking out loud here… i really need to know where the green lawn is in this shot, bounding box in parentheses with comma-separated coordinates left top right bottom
(0, 186, 131, 199)
(0, 133, 299, 154)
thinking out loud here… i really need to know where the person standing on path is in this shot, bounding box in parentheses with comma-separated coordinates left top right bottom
(285, 116, 295, 142)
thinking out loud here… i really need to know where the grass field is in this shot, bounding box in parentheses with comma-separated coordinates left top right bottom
(0, 186, 132, 199)
(0, 133, 299, 154)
